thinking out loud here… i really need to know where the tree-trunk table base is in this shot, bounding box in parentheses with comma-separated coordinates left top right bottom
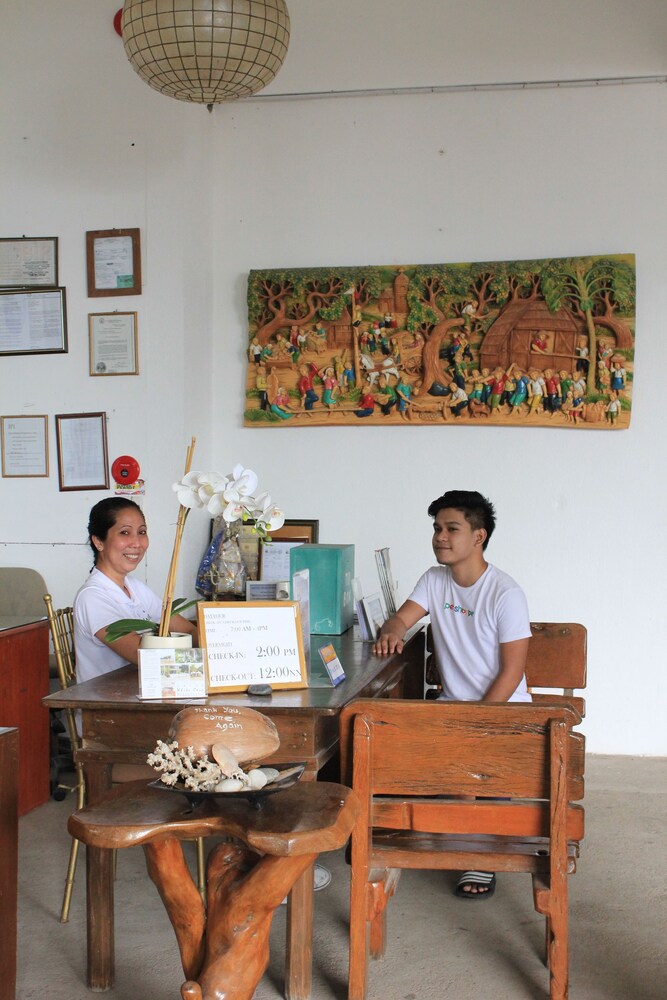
(69, 780, 359, 1000)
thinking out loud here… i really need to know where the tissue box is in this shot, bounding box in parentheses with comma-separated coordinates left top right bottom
(290, 544, 354, 634)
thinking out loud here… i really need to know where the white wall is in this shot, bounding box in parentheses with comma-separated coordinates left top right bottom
(1, 1, 665, 754)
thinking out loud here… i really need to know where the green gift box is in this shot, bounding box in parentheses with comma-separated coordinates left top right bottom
(290, 544, 355, 635)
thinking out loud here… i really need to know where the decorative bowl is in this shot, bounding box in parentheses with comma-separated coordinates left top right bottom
(149, 762, 306, 809)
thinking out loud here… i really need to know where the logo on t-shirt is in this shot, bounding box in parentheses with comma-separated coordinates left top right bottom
(443, 602, 474, 618)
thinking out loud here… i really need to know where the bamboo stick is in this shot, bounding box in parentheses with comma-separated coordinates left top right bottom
(159, 437, 196, 636)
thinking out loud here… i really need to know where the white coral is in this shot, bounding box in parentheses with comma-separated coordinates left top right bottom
(146, 738, 250, 792)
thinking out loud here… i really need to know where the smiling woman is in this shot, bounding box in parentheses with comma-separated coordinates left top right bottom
(72, 498, 198, 685)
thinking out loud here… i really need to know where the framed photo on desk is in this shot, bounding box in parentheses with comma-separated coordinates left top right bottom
(259, 518, 319, 580)
(269, 518, 319, 544)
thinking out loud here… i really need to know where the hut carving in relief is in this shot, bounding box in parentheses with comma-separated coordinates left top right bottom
(244, 254, 635, 429)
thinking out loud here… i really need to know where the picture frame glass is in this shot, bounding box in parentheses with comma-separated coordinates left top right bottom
(55, 412, 109, 491)
(89, 312, 138, 375)
(0, 288, 67, 356)
(1, 415, 49, 477)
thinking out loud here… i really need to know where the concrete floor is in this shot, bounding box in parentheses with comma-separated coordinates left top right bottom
(16, 754, 667, 1000)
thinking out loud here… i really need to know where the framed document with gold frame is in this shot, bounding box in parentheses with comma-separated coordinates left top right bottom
(1, 415, 49, 477)
(88, 311, 138, 375)
(198, 601, 307, 693)
(86, 228, 142, 297)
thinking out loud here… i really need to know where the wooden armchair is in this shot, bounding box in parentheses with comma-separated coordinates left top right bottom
(339, 699, 586, 1000)
(44, 595, 83, 923)
(426, 622, 587, 716)
(44, 595, 208, 922)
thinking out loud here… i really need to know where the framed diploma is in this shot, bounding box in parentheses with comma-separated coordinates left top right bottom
(55, 411, 109, 491)
(1, 415, 49, 477)
(0, 288, 67, 356)
(86, 228, 142, 297)
(89, 312, 138, 375)
(0, 237, 58, 287)
(197, 601, 308, 693)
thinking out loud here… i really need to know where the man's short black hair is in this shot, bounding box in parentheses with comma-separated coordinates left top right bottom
(427, 490, 496, 550)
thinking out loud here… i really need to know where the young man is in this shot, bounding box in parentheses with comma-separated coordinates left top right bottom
(374, 490, 531, 898)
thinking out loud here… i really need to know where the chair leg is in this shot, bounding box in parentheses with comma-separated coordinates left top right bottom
(547, 897, 568, 1000)
(196, 838, 206, 902)
(348, 872, 369, 1000)
(545, 915, 551, 968)
(60, 836, 80, 923)
(368, 869, 400, 960)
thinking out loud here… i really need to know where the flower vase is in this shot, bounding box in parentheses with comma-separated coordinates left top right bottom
(210, 517, 248, 598)
(139, 633, 193, 650)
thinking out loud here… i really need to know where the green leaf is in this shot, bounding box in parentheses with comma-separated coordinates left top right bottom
(105, 619, 159, 642)
(170, 597, 201, 617)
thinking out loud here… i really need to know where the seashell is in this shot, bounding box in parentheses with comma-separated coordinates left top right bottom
(211, 743, 242, 777)
(245, 768, 268, 790)
(168, 706, 280, 765)
(214, 777, 245, 793)
(257, 767, 280, 784)
(269, 765, 304, 782)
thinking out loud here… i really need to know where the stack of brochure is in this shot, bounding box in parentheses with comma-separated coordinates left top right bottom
(353, 577, 387, 641)
(375, 547, 397, 616)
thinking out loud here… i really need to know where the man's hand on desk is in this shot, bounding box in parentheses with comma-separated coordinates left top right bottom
(373, 630, 405, 655)
(372, 603, 426, 656)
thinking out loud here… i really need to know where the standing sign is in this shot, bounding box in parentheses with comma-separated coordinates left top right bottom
(197, 601, 307, 693)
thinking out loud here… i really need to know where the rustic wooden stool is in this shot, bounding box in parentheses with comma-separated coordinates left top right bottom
(69, 779, 359, 1000)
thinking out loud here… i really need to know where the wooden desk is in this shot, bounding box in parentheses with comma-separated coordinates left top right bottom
(0, 728, 18, 1000)
(0, 616, 50, 815)
(43, 627, 424, 999)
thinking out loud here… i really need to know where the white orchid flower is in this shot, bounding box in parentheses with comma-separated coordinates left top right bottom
(252, 492, 285, 532)
(223, 465, 259, 501)
(196, 472, 228, 507)
(172, 471, 207, 509)
(221, 499, 252, 524)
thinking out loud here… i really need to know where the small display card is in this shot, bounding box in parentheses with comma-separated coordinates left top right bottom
(317, 643, 346, 687)
(138, 647, 207, 700)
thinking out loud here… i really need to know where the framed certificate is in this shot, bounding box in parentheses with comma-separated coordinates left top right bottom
(1, 415, 49, 477)
(198, 601, 307, 693)
(55, 412, 109, 491)
(89, 312, 138, 375)
(0, 237, 58, 287)
(86, 228, 142, 297)
(0, 288, 67, 355)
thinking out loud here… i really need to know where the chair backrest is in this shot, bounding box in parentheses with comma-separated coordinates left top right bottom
(43, 595, 76, 691)
(425, 621, 587, 716)
(525, 622, 587, 716)
(0, 567, 48, 617)
(340, 698, 585, 840)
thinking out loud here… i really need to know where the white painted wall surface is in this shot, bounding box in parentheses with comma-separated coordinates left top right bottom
(1, 1, 665, 754)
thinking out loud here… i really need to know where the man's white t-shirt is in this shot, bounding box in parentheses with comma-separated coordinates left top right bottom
(73, 568, 162, 683)
(408, 563, 531, 702)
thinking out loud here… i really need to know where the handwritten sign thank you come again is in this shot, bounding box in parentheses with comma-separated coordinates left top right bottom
(197, 601, 308, 693)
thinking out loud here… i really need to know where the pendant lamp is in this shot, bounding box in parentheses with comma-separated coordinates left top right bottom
(121, 0, 290, 106)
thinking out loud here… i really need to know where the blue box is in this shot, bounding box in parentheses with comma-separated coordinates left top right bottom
(289, 544, 355, 634)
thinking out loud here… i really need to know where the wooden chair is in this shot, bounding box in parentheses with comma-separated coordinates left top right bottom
(43, 594, 207, 922)
(339, 699, 586, 1000)
(44, 595, 84, 923)
(426, 622, 587, 717)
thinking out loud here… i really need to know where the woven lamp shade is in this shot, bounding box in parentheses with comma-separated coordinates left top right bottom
(121, 0, 290, 105)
